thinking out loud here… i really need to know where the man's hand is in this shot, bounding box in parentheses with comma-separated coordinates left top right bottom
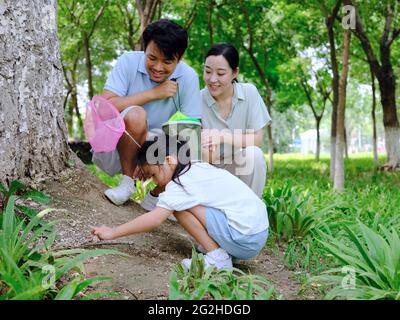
(151, 80, 178, 100)
(91, 225, 115, 240)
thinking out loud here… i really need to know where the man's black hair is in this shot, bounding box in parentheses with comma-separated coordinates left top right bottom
(143, 19, 188, 61)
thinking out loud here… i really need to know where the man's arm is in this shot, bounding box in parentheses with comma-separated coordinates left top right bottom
(102, 80, 178, 112)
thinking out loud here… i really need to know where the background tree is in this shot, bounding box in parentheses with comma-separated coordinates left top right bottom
(0, 0, 71, 183)
(334, 29, 351, 191)
(346, 0, 400, 169)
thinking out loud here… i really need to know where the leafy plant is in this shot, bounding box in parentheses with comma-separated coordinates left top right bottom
(133, 179, 157, 202)
(168, 248, 275, 300)
(310, 221, 400, 300)
(0, 180, 51, 226)
(263, 181, 317, 242)
(0, 195, 127, 300)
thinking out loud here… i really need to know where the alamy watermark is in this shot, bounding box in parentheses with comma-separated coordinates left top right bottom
(341, 266, 356, 290)
(145, 127, 258, 176)
(342, 5, 356, 30)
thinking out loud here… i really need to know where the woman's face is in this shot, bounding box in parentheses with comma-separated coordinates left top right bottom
(203, 55, 238, 99)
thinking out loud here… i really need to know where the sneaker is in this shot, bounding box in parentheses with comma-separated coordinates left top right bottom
(104, 175, 136, 206)
(182, 248, 233, 270)
(140, 192, 177, 221)
(140, 192, 159, 211)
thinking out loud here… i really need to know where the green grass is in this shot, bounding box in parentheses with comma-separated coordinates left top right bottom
(266, 153, 400, 299)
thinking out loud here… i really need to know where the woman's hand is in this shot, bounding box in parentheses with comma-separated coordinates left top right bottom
(91, 226, 115, 240)
(201, 129, 222, 146)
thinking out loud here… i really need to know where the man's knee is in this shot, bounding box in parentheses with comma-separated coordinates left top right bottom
(124, 107, 147, 132)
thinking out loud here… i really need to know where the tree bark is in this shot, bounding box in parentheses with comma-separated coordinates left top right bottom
(370, 66, 379, 166)
(135, 0, 160, 50)
(316, 117, 321, 162)
(83, 34, 94, 99)
(334, 30, 351, 191)
(0, 0, 71, 184)
(324, 1, 341, 180)
(208, 0, 215, 46)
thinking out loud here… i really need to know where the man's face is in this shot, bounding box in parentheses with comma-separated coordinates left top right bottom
(144, 40, 180, 83)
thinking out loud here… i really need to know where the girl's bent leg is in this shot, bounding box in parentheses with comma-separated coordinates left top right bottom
(174, 206, 219, 252)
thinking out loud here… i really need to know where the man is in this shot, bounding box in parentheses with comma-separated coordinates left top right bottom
(93, 19, 202, 210)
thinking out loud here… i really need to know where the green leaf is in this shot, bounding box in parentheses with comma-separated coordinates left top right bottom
(55, 281, 79, 300)
(21, 190, 51, 204)
(8, 181, 27, 196)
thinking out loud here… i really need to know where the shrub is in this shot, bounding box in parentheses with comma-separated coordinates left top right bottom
(310, 221, 400, 300)
(0, 195, 126, 300)
(168, 248, 275, 300)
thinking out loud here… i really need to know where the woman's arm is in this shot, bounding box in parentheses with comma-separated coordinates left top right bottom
(92, 207, 172, 240)
(202, 128, 263, 149)
(222, 129, 263, 148)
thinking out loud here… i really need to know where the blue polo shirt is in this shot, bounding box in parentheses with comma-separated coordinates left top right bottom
(104, 51, 202, 130)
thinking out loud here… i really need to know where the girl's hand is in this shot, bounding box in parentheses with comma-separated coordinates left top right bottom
(91, 226, 115, 240)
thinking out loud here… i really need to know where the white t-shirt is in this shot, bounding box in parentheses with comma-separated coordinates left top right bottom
(157, 162, 269, 235)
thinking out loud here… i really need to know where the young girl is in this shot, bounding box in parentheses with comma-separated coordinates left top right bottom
(92, 137, 269, 270)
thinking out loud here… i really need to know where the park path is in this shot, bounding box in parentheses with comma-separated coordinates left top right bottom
(42, 164, 301, 300)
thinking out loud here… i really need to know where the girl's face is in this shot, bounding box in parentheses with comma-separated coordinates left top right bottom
(142, 157, 177, 187)
(203, 55, 238, 99)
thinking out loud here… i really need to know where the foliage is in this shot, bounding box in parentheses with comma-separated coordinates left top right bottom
(0, 180, 50, 227)
(310, 222, 400, 300)
(86, 164, 156, 201)
(263, 181, 317, 242)
(0, 194, 127, 300)
(168, 248, 275, 300)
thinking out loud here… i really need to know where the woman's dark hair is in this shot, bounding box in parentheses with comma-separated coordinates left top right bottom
(136, 135, 191, 187)
(143, 19, 188, 61)
(205, 42, 239, 81)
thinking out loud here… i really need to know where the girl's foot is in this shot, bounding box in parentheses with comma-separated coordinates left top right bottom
(182, 248, 233, 270)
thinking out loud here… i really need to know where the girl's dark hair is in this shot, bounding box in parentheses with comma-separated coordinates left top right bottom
(143, 19, 188, 61)
(136, 135, 191, 187)
(205, 42, 239, 82)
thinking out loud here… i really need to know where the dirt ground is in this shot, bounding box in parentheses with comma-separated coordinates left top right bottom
(41, 163, 302, 300)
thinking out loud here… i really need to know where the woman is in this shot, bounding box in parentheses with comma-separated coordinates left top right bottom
(201, 43, 271, 198)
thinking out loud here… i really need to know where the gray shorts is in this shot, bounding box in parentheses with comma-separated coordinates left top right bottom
(91, 106, 141, 176)
(205, 207, 268, 260)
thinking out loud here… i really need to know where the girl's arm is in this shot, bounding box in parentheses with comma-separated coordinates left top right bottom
(92, 207, 173, 240)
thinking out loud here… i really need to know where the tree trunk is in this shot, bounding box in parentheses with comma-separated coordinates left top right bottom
(83, 34, 94, 99)
(208, 0, 214, 46)
(344, 126, 349, 159)
(377, 67, 400, 168)
(135, 0, 159, 51)
(326, 14, 340, 180)
(316, 117, 321, 162)
(0, 1, 71, 184)
(370, 66, 379, 166)
(334, 30, 351, 191)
